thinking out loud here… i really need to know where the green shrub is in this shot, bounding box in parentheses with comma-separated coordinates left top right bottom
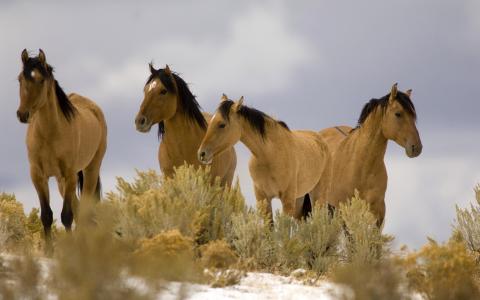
(199, 240, 238, 269)
(272, 212, 305, 271)
(132, 229, 200, 282)
(104, 165, 246, 245)
(402, 238, 480, 300)
(0, 193, 28, 251)
(339, 191, 392, 264)
(0, 255, 46, 300)
(0, 193, 53, 253)
(331, 260, 405, 300)
(455, 185, 480, 255)
(298, 204, 342, 274)
(50, 209, 150, 300)
(229, 209, 275, 270)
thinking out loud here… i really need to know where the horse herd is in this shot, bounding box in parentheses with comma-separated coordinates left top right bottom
(16, 49, 422, 249)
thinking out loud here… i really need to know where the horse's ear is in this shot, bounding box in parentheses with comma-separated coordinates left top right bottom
(405, 89, 412, 97)
(221, 93, 228, 102)
(238, 96, 244, 107)
(21, 49, 29, 64)
(389, 83, 398, 100)
(235, 96, 244, 112)
(165, 64, 172, 76)
(231, 96, 244, 112)
(149, 62, 156, 74)
(38, 49, 47, 66)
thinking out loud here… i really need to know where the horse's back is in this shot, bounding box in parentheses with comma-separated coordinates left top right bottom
(67, 93, 107, 168)
(318, 126, 352, 155)
(68, 93, 106, 128)
(292, 130, 329, 157)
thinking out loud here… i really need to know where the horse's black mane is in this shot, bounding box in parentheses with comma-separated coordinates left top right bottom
(146, 66, 207, 139)
(23, 57, 76, 122)
(218, 100, 289, 138)
(357, 91, 416, 126)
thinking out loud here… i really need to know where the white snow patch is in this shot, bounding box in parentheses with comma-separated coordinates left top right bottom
(160, 272, 345, 300)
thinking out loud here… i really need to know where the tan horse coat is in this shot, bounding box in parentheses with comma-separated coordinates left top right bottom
(198, 96, 331, 219)
(17, 49, 107, 248)
(320, 84, 422, 226)
(135, 65, 236, 186)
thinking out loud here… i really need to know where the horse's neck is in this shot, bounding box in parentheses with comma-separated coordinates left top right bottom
(240, 120, 286, 160)
(31, 84, 62, 134)
(351, 113, 388, 169)
(163, 109, 205, 155)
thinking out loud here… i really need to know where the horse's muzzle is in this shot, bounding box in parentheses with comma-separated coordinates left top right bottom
(135, 115, 152, 133)
(406, 143, 423, 158)
(198, 149, 213, 165)
(17, 110, 30, 123)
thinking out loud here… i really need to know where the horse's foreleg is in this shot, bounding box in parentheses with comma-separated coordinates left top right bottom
(370, 199, 386, 229)
(281, 190, 300, 219)
(31, 168, 52, 252)
(61, 174, 78, 231)
(223, 150, 237, 187)
(254, 187, 273, 225)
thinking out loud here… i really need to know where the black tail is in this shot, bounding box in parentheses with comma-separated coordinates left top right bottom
(301, 194, 312, 220)
(77, 171, 102, 201)
(77, 171, 84, 196)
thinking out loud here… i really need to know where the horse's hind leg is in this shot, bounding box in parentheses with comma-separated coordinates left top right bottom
(81, 144, 106, 202)
(31, 168, 53, 253)
(297, 194, 312, 220)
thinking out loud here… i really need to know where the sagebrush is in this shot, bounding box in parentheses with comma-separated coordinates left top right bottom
(1, 168, 478, 299)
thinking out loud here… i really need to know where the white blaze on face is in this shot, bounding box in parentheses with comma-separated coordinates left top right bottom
(148, 80, 157, 93)
(30, 70, 36, 78)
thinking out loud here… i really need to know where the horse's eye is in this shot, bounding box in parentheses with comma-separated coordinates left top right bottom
(160, 89, 167, 95)
(219, 123, 226, 129)
(395, 112, 402, 118)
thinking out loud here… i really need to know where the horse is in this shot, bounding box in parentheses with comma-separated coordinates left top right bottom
(16, 49, 107, 250)
(135, 64, 236, 186)
(319, 83, 422, 227)
(198, 95, 331, 221)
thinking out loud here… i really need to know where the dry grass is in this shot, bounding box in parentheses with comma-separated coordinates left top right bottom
(331, 260, 405, 300)
(455, 185, 480, 255)
(132, 229, 200, 282)
(401, 238, 480, 299)
(1, 168, 479, 299)
(338, 190, 393, 264)
(199, 240, 238, 269)
(103, 165, 246, 246)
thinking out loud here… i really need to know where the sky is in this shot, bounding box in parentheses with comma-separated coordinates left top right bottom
(1, 0, 479, 248)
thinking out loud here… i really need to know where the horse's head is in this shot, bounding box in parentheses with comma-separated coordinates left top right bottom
(382, 83, 422, 158)
(17, 49, 53, 123)
(135, 64, 178, 133)
(198, 95, 243, 164)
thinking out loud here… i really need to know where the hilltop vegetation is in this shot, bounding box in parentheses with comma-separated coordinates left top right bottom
(0, 166, 479, 299)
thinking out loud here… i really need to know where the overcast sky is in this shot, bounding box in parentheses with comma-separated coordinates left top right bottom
(1, 1, 479, 248)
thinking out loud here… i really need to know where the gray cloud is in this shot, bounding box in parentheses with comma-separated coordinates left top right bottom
(1, 1, 479, 248)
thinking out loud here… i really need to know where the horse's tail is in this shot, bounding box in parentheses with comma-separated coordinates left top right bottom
(76, 172, 102, 201)
(301, 194, 312, 220)
(77, 171, 84, 196)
